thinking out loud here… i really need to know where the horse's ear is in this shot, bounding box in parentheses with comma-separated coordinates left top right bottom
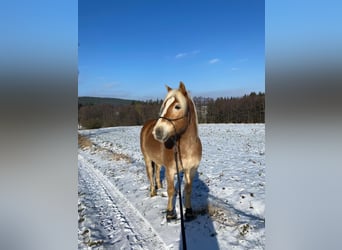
(179, 81, 187, 96)
(165, 84, 172, 92)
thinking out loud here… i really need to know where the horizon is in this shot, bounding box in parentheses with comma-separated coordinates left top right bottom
(78, 89, 265, 102)
(79, 0, 264, 100)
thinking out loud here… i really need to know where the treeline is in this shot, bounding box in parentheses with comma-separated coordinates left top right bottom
(78, 100, 162, 129)
(194, 92, 265, 123)
(78, 92, 264, 129)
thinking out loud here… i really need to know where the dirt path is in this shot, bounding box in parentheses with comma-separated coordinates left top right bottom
(78, 155, 168, 249)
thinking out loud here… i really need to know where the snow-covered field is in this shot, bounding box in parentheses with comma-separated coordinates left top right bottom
(78, 124, 265, 249)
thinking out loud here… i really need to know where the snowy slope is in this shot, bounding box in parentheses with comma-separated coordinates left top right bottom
(78, 124, 265, 249)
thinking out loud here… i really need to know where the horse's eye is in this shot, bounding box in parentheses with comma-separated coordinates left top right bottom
(175, 105, 181, 110)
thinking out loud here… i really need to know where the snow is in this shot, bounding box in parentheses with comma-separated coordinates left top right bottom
(78, 124, 265, 249)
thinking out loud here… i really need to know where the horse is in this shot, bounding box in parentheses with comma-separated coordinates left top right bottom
(140, 82, 202, 221)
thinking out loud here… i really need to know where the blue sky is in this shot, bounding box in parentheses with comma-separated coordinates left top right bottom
(79, 0, 264, 100)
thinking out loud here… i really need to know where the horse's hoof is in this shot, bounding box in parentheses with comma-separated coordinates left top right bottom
(166, 210, 177, 221)
(150, 190, 157, 197)
(185, 208, 196, 221)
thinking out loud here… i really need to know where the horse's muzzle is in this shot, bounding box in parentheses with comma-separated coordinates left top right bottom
(152, 126, 167, 142)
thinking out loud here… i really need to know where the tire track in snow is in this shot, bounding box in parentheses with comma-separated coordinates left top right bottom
(78, 155, 168, 249)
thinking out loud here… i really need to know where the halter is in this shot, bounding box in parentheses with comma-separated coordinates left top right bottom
(158, 106, 190, 138)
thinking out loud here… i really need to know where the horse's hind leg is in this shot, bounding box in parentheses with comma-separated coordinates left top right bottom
(184, 167, 198, 220)
(155, 164, 163, 189)
(144, 158, 157, 197)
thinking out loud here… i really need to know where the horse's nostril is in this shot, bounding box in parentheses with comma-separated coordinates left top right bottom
(155, 127, 163, 139)
(153, 127, 167, 141)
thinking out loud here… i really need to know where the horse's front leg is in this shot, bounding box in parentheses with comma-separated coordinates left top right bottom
(184, 167, 198, 220)
(166, 168, 177, 220)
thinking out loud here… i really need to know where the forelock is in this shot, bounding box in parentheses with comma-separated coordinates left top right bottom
(160, 96, 175, 116)
(160, 89, 187, 116)
(174, 90, 187, 108)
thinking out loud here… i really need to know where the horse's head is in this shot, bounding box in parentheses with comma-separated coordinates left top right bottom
(152, 82, 190, 143)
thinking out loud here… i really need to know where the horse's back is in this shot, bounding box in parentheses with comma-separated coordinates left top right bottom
(140, 119, 158, 156)
(140, 119, 155, 140)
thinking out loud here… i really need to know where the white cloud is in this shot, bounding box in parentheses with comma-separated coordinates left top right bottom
(175, 50, 200, 59)
(209, 58, 220, 64)
(175, 53, 187, 59)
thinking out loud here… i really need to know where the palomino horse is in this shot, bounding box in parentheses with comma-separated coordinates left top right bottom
(140, 82, 202, 220)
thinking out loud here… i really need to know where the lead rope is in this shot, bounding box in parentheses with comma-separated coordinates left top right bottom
(158, 116, 187, 250)
(173, 138, 187, 250)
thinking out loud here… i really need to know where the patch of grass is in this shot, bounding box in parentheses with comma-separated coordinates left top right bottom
(239, 223, 250, 236)
(208, 204, 237, 227)
(78, 133, 132, 163)
(110, 152, 132, 163)
(87, 239, 104, 247)
(78, 133, 93, 149)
